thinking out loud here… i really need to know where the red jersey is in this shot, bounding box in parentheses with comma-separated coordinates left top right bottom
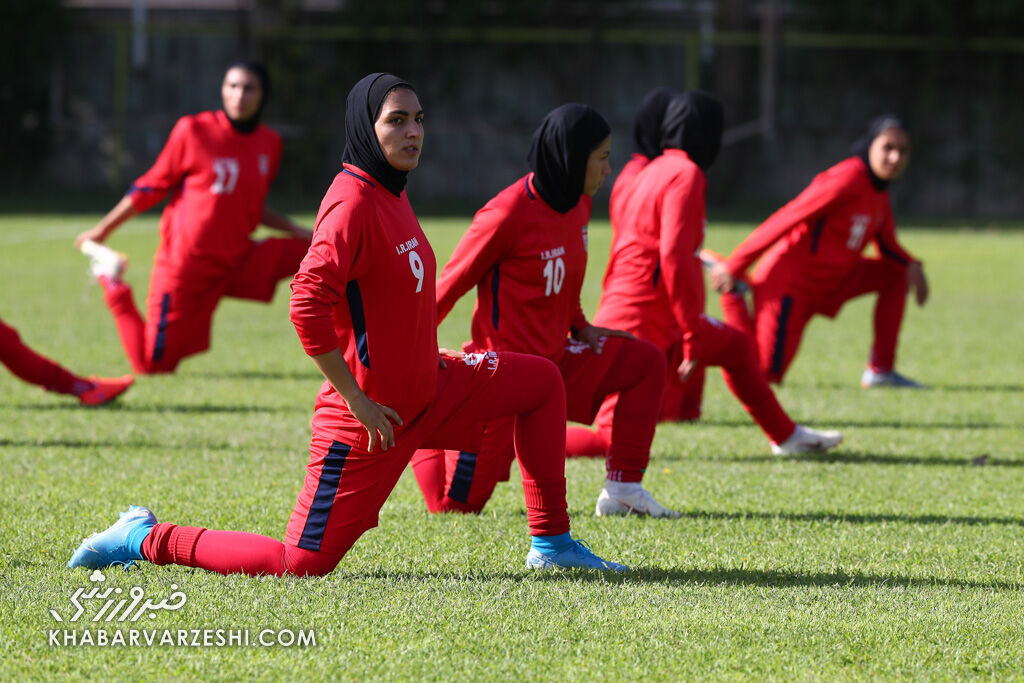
(594, 149, 707, 359)
(127, 110, 281, 279)
(607, 153, 649, 236)
(436, 174, 591, 363)
(290, 165, 438, 444)
(724, 156, 916, 294)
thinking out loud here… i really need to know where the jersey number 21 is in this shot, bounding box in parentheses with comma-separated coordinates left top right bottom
(211, 158, 240, 194)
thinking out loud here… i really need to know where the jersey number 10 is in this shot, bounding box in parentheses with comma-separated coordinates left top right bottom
(543, 256, 565, 296)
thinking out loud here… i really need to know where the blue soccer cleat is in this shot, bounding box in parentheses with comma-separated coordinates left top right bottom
(67, 505, 156, 570)
(526, 538, 628, 572)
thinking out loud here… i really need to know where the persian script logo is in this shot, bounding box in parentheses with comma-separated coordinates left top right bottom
(50, 570, 187, 623)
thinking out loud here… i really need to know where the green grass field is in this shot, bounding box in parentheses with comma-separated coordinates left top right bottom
(2, 213, 1023, 679)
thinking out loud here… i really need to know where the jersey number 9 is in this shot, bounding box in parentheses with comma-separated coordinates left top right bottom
(409, 250, 425, 293)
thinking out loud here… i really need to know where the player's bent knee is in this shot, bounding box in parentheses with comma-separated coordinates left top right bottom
(630, 337, 668, 376)
(283, 545, 344, 577)
(518, 353, 562, 390)
(436, 498, 486, 515)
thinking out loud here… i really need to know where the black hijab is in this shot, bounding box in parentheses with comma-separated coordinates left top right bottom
(851, 114, 907, 191)
(342, 72, 417, 197)
(660, 91, 724, 171)
(223, 59, 270, 135)
(633, 88, 676, 160)
(527, 103, 611, 214)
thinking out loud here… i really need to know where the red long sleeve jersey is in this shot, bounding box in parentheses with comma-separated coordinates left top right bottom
(595, 149, 707, 359)
(724, 156, 916, 294)
(608, 154, 649, 235)
(290, 165, 439, 440)
(127, 110, 281, 279)
(436, 174, 591, 363)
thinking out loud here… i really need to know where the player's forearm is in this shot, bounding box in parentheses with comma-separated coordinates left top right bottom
(93, 196, 139, 242)
(310, 349, 367, 404)
(261, 207, 294, 231)
(262, 207, 311, 240)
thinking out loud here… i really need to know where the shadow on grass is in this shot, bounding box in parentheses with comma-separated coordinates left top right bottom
(705, 450, 1023, 467)
(691, 418, 1013, 430)
(191, 370, 322, 381)
(0, 438, 240, 450)
(680, 508, 1024, 528)
(13, 403, 299, 414)
(811, 382, 1024, 394)
(624, 566, 1023, 591)
(341, 567, 1021, 591)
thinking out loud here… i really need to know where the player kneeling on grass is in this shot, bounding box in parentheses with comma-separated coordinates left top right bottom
(596, 87, 710, 424)
(708, 115, 928, 388)
(68, 73, 626, 576)
(0, 315, 132, 406)
(583, 91, 842, 456)
(73, 60, 312, 375)
(410, 103, 677, 519)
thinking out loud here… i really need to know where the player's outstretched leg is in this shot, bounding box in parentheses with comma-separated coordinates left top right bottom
(68, 506, 344, 577)
(707, 317, 842, 456)
(0, 317, 133, 406)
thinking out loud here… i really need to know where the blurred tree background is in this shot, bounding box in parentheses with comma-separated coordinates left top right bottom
(3, 0, 1023, 218)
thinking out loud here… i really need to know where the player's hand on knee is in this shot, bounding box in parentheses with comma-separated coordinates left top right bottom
(907, 261, 929, 306)
(575, 324, 634, 354)
(350, 393, 403, 451)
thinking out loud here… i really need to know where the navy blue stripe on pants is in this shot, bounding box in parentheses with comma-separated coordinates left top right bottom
(297, 441, 352, 551)
(446, 451, 478, 503)
(770, 295, 794, 376)
(152, 293, 171, 362)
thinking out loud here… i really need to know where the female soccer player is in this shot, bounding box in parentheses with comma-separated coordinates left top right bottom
(0, 315, 132, 406)
(709, 115, 928, 387)
(411, 103, 677, 519)
(593, 91, 842, 456)
(566, 88, 703, 459)
(73, 60, 312, 374)
(67, 73, 625, 576)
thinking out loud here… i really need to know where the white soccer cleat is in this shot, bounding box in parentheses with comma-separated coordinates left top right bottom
(595, 485, 681, 518)
(860, 368, 924, 389)
(771, 424, 843, 456)
(80, 240, 127, 282)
